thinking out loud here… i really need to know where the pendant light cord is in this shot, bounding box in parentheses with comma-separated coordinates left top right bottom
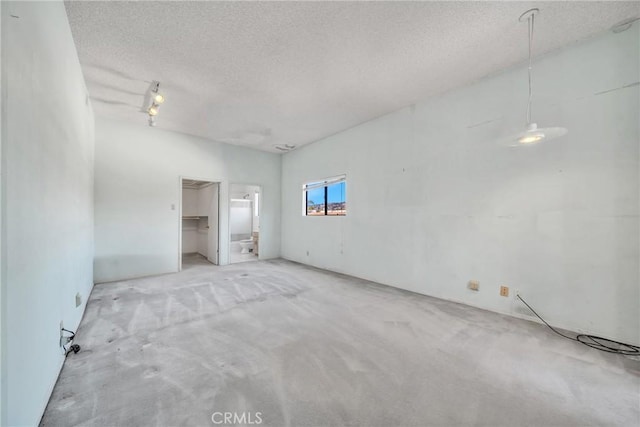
(526, 12, 534, 125)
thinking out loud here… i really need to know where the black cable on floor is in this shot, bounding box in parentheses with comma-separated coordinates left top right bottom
(516, 294, 639, 356)
(61, 328, 78, 357)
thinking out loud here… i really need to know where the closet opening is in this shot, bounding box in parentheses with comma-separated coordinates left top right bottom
(179, 178, 220, 270)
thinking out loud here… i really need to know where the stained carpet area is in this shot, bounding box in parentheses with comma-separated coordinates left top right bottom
(41, 256, 639, 426)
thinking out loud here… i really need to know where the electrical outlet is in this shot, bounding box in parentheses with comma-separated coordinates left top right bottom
(500, 286, 509, 297)
(468, 280, 479, 291)
(75, 292, 82, 307)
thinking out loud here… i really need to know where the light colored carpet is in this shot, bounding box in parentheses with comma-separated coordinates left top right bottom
(41, 255, 639, 426)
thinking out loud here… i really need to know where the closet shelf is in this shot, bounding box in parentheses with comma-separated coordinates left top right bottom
(182, 215, 207, 220)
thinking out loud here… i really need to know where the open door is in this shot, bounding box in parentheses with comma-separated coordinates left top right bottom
(229, 184, 260, 264)
(207, 183, 219, 265)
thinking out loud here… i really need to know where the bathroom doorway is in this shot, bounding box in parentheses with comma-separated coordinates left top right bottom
(179, 178, 220, 270)
(229, 183, 260, 264)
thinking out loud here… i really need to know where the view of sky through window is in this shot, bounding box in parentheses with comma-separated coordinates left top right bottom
(306, 180, 345, 216)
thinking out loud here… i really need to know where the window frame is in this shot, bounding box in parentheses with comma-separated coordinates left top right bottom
(302, 175, 346, 217)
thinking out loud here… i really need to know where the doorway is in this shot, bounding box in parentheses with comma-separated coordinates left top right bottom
(179, 178, 219, 270)
(229, 184, 261, 264)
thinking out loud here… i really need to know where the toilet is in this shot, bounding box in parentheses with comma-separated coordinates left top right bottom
(239, 239, 254, 254)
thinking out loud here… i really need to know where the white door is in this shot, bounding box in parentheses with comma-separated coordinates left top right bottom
(207, 183, 219, 265)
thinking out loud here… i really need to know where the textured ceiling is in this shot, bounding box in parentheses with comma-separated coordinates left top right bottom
(65, 1, 639, 152)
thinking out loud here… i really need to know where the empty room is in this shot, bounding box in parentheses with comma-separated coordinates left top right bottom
(1, 1, 639, 426)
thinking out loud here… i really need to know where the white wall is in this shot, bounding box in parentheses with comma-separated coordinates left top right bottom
(94, 117, 280, 282)
(1, 2, 95, 425)
(281, 27, 640, 345)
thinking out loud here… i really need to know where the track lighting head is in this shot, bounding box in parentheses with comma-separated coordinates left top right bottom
(146, 80, 165, 126)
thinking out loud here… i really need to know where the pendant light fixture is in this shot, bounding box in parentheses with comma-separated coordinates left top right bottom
(507, 8, 567, 146)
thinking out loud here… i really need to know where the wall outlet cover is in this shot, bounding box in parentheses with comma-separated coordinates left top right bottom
(468, 280, 480, 291)
(75, 292, 82, 307)
(500, 286, 509, 297)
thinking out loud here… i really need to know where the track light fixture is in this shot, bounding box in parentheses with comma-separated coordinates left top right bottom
(147, 81, 165, 126)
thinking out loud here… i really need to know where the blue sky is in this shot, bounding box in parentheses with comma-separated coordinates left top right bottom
(307, 182, 345, 205)
(328, 182, 345, 203)
(307, 187, 324, 205)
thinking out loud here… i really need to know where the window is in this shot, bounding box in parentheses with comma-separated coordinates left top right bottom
(303, 175, 346, 216)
